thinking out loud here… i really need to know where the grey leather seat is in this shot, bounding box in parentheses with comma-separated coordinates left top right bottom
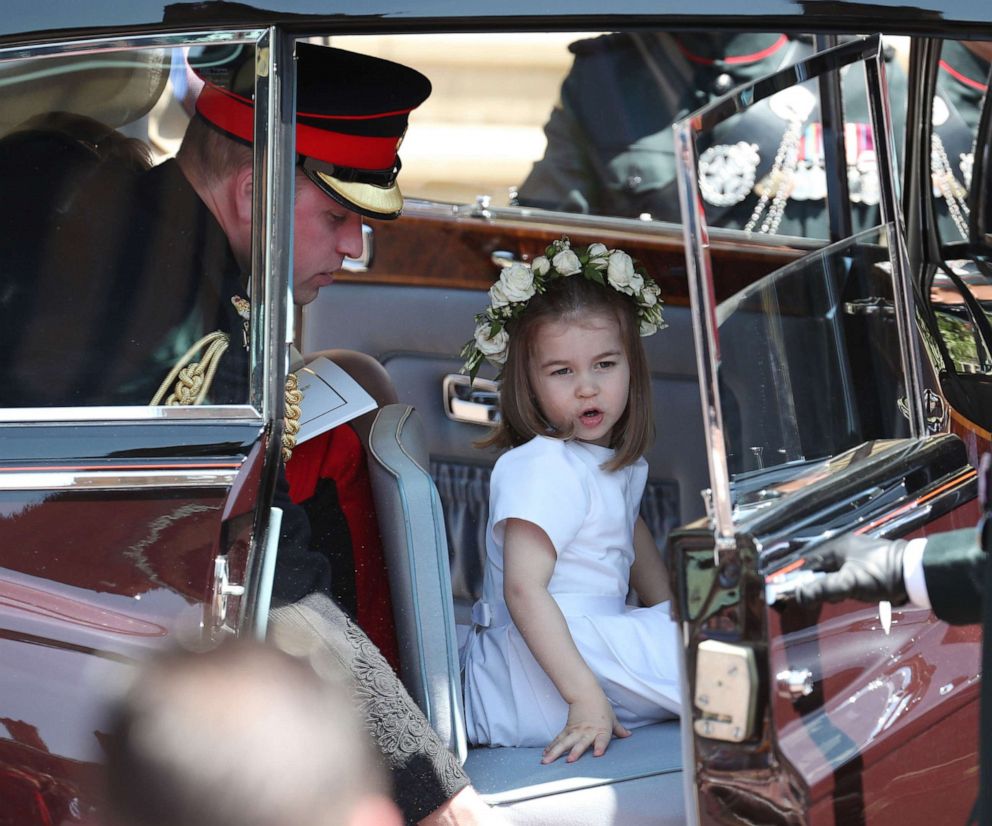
(365, 403, 468, 762)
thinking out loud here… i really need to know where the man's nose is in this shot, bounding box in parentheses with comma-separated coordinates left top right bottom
(337, 210, 365, 259)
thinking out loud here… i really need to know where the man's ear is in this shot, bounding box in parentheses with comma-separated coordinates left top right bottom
(233, 162, 254, 227)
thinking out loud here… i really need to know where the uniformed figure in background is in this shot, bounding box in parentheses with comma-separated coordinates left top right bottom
(931, 39, 990, 245)
(517, 32, 908, 239)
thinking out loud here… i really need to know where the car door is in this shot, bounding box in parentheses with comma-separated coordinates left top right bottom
(670, 35, 981, 825)
(0, 29, 290, 824)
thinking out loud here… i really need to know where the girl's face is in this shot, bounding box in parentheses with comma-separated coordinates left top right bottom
(527, 310, 630, 447)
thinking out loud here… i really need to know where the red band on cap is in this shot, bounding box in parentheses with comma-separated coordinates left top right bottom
(677, 34, 788, 66)
(196, 84, 401, 169)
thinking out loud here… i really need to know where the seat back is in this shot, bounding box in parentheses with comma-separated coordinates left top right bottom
(365, 403, 468, 762)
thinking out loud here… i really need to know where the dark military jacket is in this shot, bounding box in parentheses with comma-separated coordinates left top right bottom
(517, 32, 908, 240)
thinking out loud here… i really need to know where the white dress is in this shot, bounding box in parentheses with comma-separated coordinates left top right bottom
(462, 436, 682, 748)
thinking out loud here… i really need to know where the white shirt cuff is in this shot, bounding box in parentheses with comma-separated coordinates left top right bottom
(902, 537, 931, 610)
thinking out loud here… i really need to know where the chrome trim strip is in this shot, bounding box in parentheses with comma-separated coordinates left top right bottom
(0, 468, 238, 491)
(0, 29, 267, 62)
(247, 505, 283, 640)
(674, 118, 735, 557)
(243, 29, 294, 636)
(865, 50, 927, 438)
(0, 405, 262, 423)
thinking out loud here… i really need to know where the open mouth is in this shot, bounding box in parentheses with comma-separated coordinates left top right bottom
(579, 408, 604, 428)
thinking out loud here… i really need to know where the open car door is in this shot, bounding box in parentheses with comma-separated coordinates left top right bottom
(0, 30, 290, 823)
(671, 36, 981, 825)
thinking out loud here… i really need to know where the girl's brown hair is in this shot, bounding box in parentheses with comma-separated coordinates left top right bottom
(479, 275, 653, 471)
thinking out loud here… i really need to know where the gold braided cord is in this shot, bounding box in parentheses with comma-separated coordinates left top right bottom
(150, 331, 230, 406)
(282, 371, 303, 462)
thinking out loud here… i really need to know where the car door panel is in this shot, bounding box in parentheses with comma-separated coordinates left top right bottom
(0, 418, 267, 822)
(672, 433, 980, 823)
(669, 35, 982, 824)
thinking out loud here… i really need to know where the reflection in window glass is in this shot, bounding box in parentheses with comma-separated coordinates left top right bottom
(332, 31, 908, 240)
(0, 42, 254, 408)
(930, 261, 992, 374)
(717, 227, 910, 483)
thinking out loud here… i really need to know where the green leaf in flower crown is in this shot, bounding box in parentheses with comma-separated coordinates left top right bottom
(586, 268, 605, 286)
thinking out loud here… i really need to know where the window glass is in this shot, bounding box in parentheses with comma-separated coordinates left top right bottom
(718, 227, 910, 493)
(0, 39, 257, 409)
(672, 38, 914, 532)
(331, 32, 907, 245)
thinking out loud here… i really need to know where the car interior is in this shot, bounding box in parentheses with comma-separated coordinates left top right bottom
(2, 22, 990, 825)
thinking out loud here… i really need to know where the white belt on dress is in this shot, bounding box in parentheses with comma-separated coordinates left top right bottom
(471, 594, 626, 628)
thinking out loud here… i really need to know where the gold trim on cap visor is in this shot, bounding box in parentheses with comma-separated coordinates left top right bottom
(312, 169, 404, 220)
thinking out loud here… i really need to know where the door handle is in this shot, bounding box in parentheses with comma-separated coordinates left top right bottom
(491, 250, 521, 269)
(443, 374, 500, 426)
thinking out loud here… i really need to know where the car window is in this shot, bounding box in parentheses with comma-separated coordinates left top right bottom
(330, 31, 906, 246)
(674, 36, 915, 532)
(719, 227, 910, 490)
(0, 37, 259, 410)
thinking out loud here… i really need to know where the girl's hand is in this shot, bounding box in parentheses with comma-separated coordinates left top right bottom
(541, 690, 630, 764)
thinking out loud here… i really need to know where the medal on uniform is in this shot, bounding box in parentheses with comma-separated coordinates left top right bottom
(745, 85, 816, 234)
(791, 123, 827, 201)
(698, 141, 760, 206)
(847, 122, 880, 206)
(930, 94, 973, 240)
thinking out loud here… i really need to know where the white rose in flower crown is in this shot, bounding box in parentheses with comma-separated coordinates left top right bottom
(474, 321, 509, 362)
(639, 318, 660, 336)
(489, 281, 510, 308)
(587, 242, 609, 270)
(629, 272, 644, 293)
(607, 250, 636, 293)
(532, 255, 550, 276)
(641, 286, 658, 307)
(552, 248, 582, 276)
(500, 262, 536, 302)
(641, 304, 665, 330)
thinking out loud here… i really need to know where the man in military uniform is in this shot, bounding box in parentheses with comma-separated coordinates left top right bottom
(517, 31, 907, 239)
(931, 39, 990, 245)
(160, 43, 502, 826)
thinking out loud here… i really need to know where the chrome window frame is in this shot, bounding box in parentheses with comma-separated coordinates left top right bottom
(674, 35, 924, 556)
(0, 27, 281, 425)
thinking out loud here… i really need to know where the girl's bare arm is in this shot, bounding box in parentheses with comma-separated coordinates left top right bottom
(502, 518, 629, 762)
(629, 516, 672, 606)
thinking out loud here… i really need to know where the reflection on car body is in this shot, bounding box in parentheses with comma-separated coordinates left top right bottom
(1, 4, 991, 826)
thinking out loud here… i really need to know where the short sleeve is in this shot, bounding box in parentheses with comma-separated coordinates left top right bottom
(489, 439, 589, 554)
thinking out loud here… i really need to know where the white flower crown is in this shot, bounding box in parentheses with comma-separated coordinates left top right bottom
(460, 237, 666, 380)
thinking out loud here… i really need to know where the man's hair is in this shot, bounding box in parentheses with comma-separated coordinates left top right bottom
(481, 275, 653, 471)
(102, 637, 386, 826)
(176, 114, 252, 184)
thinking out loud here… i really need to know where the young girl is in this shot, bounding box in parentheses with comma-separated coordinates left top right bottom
(461, 238, 681, 764)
